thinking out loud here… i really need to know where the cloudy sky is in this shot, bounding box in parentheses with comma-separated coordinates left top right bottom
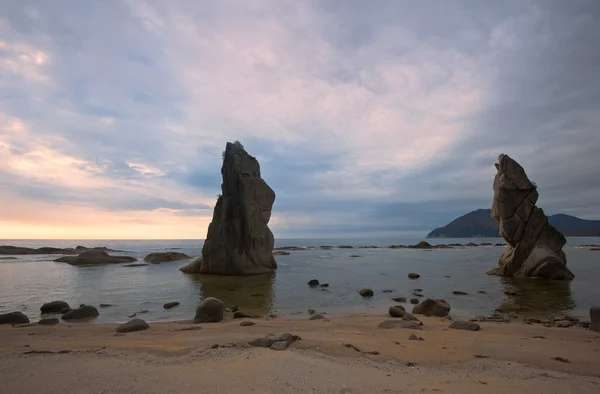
(1, 0, 598, 239)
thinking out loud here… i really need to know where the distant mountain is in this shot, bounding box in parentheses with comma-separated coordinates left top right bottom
(426, 209, 600, 238)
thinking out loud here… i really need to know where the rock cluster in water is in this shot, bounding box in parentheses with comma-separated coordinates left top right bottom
(489, 154, 574, 280)
(181, 142, 277, 275)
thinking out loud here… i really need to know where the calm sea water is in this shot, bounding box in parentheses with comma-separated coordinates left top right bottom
(1, 238, 599, 324)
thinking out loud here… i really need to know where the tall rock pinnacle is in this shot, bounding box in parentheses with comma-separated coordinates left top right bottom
(181, 141, 277, 275)
(489, 154, 574, 280)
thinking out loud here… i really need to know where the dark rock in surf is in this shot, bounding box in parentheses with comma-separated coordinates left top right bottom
(40, 301, 70, 314)
(194, 297, 225, 323)
(0, 311, 30, 325)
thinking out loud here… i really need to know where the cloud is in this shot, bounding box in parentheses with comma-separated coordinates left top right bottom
(0, 0, 598, 239)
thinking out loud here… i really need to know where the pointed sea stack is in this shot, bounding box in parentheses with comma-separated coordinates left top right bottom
(489, 154, 573, 280)
(181, 141, 277, 275)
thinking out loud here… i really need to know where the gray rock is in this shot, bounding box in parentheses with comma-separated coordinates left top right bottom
(378, 320, 423, 330)
(270, 341, 289, 351)
(54, 250, 137, 265)
(412, 298, 451, 317)
(194, 297, 225, 323)
(163, 301, 180, 309)
(449, 321, 480, 331)
(61, 305, 99, 320)
(38, 318, 60, 325)
(40, 301, 70, 313)
(591, 307, 600, 332)
(144, 252, 190, 263)
(320, 283, 330, 288)
(402, 312, 419, 322)
(309, 314, 325, 320)
(359, 288, 374, 297)
(389, 306, 406, 318)
(308, 309, 316, 315)
(240, 321, 256, 326)
(490, 154, 573, 280)
(408, 273, 420, 279)
(180, 142, 277, 275)
(99, 304, 113, 308)
(116, 319, 149, 333)
(0, 311, 30, 325)
(308, 279, 320, 286)
(452, 291, 468, 295)
(410, 298, 419, 305)
(248, 337, 274, 348)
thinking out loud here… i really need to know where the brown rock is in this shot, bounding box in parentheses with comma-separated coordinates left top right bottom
(61, 305, 99, 320)
(389, 306, 406, 318)
(490, 154, 573, 280)
(180, 141, 277, 275)
(359, 288, 374, 297)
(54, 250, 136, 265)
(40, 301, 70, 313)
(144, 252, 190, 263)
(193, 297, 225, 323)
(116, 319, 149, 333)
(0, 312, 30, 325)
(412, 298, 451, 317)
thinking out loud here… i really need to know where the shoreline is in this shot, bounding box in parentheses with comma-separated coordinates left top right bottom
(2, 314, 599, 393)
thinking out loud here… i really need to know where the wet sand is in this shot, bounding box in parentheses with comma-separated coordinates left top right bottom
(1, 314, 599, 393)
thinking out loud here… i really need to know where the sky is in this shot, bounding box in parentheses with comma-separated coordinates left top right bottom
(0, 0, 599, 240)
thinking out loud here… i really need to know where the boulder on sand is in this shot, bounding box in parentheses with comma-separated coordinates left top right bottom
(116, 319, 149, 333)
(194, 297, 225, 323)
(61, 305, 99, 320)
(40, 300, 70, 313)
(180, 141, 277, 275)
(54, 250, 137, 266)
(590, 307, 600, 332)
(144, 252, 190, 263)
(0, 311, 30, 325)
(38, 318, 60, 325)
(412, 298, 451, 317)
(389, 306, 406, 318)
(490, 154, 573, 280)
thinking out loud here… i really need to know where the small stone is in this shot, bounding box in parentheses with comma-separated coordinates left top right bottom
(452, 291, 468, 295)
(359, 288, 374, 297)
(449, 321, 480, 331)
(402, 312, 419, 322)
(389, 306, 406, 318)
(240, 321, 256, 327)
(163, 301, 180, 309)
(477, 290, 487, 294)
(38, 318, 59, 326)
(99, 304, 113, 308)
(408, 273, 420, 279)
(412, 292, 424, 297)
(308, 279, 320, 286)
(410, 298, 419, 305)
(320, 283, 330, 288)
(552, 357, 570, 363)
(309, 314, 325, 320)
(408, 334, 424, 341)
(270, 341, 290, 351)
(116, 319, 149, 333)
(249, 337, 274, 348)
(382, 289, 394, 293)
(308, 309, 316, 315)
(392, 297, 407, 303)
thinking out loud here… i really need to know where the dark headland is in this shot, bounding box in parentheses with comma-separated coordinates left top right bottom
(427, 209, 600, 238)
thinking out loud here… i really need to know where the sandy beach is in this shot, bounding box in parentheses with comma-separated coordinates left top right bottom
(1, 314, 599, 393)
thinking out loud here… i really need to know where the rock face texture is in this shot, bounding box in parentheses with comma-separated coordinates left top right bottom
(490, 154, 574, 280)
(181, 141, 277, 275)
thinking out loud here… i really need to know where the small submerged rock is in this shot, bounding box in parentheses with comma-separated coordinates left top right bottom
(54, 250, 137, 266)
(452, 291, 468, 296)
(0, 312, 30, 325)
(392, 297, 407, 303)
(308, 279, 320, 287)
(408, 273, 420, 279)
(359, 288, 374, 297)
(116, 319, 149, 333)
(163, 301, 180, 309)
(99, 304, 113, 308)
(273, 251, 290, 256)
(144, 252, 190, 263)
(410, 298, 419, 305)
(40, 301, 70, 314)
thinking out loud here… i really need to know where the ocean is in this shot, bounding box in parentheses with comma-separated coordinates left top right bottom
(1, 237, 599, 324)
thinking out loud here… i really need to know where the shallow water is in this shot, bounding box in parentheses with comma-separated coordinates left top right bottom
(0, 237, 598, 323)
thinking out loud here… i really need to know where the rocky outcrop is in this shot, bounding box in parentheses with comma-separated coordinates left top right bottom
(0, 245, 123, 255)
(180, 141, 277, 275)
(0, 311, 30, 324)
(54, 250, 137, 266)
(144, 252, 190, 263)
(490, 154, 573, 280)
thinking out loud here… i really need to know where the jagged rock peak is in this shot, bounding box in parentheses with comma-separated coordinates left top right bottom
(181, 141, 277, 275)
(490, 154, 573, 280)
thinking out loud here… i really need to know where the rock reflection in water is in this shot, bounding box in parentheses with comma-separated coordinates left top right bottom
(501, 278, 575, 317)
(187, 273, 275, 316)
